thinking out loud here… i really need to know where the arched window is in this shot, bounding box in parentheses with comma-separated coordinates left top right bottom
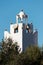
(14, 26, 18, 33)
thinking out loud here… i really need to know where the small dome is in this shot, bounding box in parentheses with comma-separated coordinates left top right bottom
(18, 10, 28, 19)
(16, 10, 28, 23)
(19, 11, 25, 16)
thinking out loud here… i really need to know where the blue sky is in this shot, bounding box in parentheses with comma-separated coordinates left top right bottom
(0, 0, 43, 46)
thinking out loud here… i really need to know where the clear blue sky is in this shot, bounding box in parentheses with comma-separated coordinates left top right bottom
(0, 0, 43, 46)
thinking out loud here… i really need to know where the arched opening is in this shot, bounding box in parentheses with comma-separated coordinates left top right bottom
(14, 26, 18, 33)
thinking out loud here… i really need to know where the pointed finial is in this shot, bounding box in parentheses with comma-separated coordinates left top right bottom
(21, 9, 23, 11)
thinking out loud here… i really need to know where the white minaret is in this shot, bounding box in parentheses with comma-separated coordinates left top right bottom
(4, 10, 38, 52)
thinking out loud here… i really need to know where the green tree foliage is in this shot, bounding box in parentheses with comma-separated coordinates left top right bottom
(0, 39, 43, 65)
(40, 46, 43, 65)
(13, 46, 43, 65)
(0, 38, 19, 65)
(25, 46, 41, 65)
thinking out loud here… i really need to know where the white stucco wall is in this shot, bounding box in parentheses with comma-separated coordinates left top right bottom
(4, 31, 10, 39)
(4, 23, 23, 52)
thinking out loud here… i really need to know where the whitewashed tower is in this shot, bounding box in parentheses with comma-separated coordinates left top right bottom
(4, 10, 38, 52)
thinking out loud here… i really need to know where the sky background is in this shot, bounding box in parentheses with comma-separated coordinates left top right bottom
(0, 0, 43, 46)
